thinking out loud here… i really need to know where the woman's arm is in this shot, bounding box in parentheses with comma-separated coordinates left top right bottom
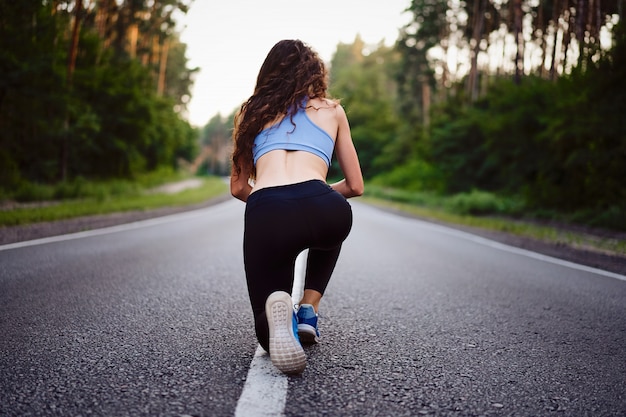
(230, 165, 253, 202)
(330, 105, 364, 198)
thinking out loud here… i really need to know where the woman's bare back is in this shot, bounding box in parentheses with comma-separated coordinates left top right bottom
(251, 98, 339, 193)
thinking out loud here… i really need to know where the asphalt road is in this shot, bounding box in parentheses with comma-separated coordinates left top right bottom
(1, 199, 625, 416)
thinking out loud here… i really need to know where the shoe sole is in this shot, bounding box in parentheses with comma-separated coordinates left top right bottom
(297, 324, 320, 344)
(266, 291, 306, 375)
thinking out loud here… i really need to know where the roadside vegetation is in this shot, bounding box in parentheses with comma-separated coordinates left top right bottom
(0, 172, 227, 227)
(363, 185, 626, 257)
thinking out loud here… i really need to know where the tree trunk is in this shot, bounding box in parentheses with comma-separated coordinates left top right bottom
(468, 0, 486, 102)
(549, 0, 560, 80)
(157, 38, 170, 96)
(561, 2, 572, 72)
(61, 0, 83, 181)
(536, 0, 546, 78)
(66, 0, 82, 88)
(513, 0, 524, 84)
(128, 23, 139, 59)
(576, 0, 586, 66)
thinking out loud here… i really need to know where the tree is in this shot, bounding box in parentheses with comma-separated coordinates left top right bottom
(197, 113, 234, 176)
(396, 0, 447, 124)
(329, 38, 401, 179)
(0, 0, 198, 191)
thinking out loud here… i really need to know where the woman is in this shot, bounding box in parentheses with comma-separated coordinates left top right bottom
(230, 39, 364, 375)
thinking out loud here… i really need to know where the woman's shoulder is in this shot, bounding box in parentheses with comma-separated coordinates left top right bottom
(307, 97, 337, 108)
(307, 97, 346, 119)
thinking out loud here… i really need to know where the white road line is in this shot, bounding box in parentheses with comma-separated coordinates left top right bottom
(234, 346, 288, 417)
(0, 207, 218, 252)
(411, 218, 626, 282)
(234, 250, 308, 417)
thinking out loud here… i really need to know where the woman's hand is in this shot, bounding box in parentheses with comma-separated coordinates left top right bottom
(230, 167, 253, 202)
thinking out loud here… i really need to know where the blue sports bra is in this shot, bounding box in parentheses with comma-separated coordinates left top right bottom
(252, 99, 335, 166)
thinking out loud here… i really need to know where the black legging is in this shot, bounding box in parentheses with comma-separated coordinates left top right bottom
(243, 180, 353, 351)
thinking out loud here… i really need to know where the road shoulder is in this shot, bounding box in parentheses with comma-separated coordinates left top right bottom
(0, 194, 231, 246)
(2, 194, 624, 276)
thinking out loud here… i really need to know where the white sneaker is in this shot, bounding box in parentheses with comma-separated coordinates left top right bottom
(265, 291, 306, 375)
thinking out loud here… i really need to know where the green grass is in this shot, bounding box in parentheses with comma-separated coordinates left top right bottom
(362, 185, 626, 257)
(0, 176, 229, 227)
(3, 178, 624, 258)
(2, 168, 192, 203)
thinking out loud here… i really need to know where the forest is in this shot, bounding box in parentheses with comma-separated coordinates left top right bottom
(0, 0, 197, 188)
(2, 1, 625, 230)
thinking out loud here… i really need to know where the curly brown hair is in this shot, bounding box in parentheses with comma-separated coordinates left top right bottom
(231, 39, 329, 179)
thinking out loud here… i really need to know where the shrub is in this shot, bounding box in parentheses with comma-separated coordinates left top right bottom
(445, 190, 523, 216)
(12, 182, 55, 202)
(371, 159, 443, 192)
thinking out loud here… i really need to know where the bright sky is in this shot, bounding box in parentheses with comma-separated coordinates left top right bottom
(177, 0, 411, 127)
